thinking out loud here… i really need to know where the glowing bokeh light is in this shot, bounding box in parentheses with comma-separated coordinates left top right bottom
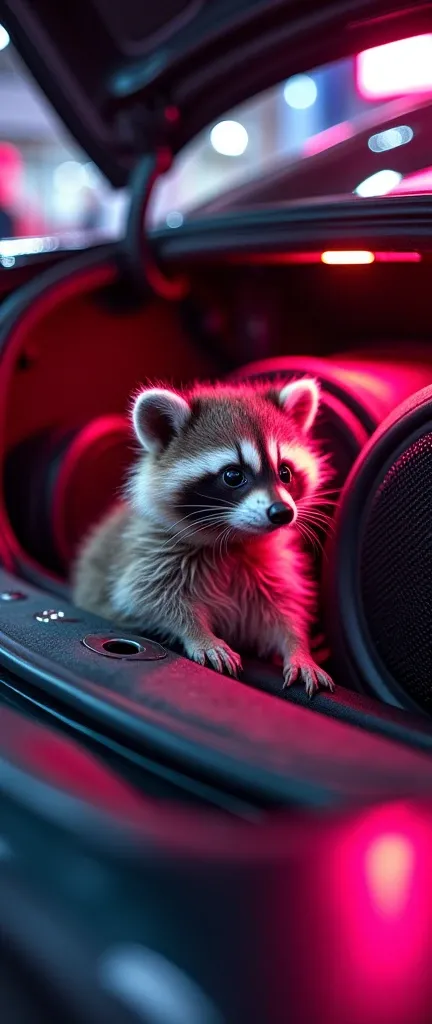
(354, 169, 402, 197)
(0, 24, 10, 51)
(327, 804, 431, 1022)
(53, 161, 87, 193)
(357, 34, 432, 100)
(283, 74, 318, 109)
(210, 120, 248, 157)
(365, 833, 415, 916)
(165, 210, 183, 229)
(321, 250, 375, 265)
(368, 125, 413, 153)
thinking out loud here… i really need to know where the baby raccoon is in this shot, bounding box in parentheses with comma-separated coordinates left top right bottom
(73, 379, 334, 696)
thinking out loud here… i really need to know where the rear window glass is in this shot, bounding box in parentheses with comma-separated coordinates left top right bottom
(148, 34, 432, 226)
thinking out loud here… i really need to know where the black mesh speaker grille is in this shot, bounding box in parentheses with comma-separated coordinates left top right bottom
(360, 431, 432, 711)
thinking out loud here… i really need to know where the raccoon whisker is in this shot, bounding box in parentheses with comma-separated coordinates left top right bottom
(298, 511, 336, 534)
(174, 503, 237, 513)
(299, 523, 333, 554)
(299, 488, 340, 501)
(173, 506, 233, 523)
(222, 525, 235, 558)
(298, 496, 339, 509)
(166, 515, 232, 548)
(309, 485, 341, 496)
(301, 509, 335, 524)
(169, 508, 224, 527)
(295, 521, 313, 551)
(165, 524, 229, 554)
(301, 508, 335, 525)
(298, 496, 339, 508)
(296, 521, 323, 559)
(298, 512, 325, 536)
(171, 515, 231, 537)
(219, 529, 227, 560)
(217, 527, 226, 561)
(170, 506, 232, 527)
(195, 492, 238, 509)
(297, 505, 337, 523)
(161, 509, 228, 537)
(306, 523, 329, 561)
(220, 526, 234, 559)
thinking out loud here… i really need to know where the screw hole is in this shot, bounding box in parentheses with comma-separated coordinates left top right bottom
(102, 639, 142, 656)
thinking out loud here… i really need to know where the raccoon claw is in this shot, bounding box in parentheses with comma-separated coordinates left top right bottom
(187, 640, 242, 678)
(283, 657, 334, 698)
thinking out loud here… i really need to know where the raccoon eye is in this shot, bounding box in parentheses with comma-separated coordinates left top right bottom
(222, 466, 247, 488)
(279, 463, 293, 485)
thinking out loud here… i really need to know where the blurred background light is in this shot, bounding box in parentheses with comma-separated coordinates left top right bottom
(165, 210, 183, 228)
(365, 833, 415, 916)
(210, 120, 249, 156)
(53, 160, 87, 194)
(368, 125, 414, 152)
(283, 74, 318, 109)
(357, 34, 432, 100)
(355, 169, 402, 197)
(0, 24, 10, 51)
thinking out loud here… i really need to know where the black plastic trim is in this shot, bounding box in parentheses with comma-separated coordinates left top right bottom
(2, 568, 432, 809)
(153, 198, 432, 262)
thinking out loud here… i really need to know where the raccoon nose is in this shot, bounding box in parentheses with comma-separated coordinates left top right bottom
(267, 501, 294, 526)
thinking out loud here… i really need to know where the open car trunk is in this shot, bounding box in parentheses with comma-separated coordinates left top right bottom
(1, 220, 432, 808)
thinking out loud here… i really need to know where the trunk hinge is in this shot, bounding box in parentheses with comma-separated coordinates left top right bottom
(121, 105, 189, 300)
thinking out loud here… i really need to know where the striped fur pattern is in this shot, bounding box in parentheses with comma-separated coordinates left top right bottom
(72, 379, 334, 695)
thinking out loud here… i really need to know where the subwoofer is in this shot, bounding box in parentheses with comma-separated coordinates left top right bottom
(325, 385, 432, 713)
(4, 415, 133, 575)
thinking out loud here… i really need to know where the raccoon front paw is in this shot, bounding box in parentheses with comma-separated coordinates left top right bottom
(186, 639, 242, 678)
(283, 656, 334, 698)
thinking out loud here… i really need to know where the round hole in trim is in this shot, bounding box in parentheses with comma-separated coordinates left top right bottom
(82, 633, 167, 661)
(102, 639, 142, 656)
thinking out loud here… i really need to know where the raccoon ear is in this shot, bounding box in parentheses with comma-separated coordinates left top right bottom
(132, 388, 191, 452)
(277, 378, 320, 433)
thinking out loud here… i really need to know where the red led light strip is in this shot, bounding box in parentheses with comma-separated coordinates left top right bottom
(230, 251, 423, 265)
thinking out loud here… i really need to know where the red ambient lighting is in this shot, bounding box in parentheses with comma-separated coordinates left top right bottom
(321, 251, 421, 265)
(329, 804, 431, 1023)
(391, 166, 432, 194)
(374, 251, 421, 262)
(229, 251, 423, 266)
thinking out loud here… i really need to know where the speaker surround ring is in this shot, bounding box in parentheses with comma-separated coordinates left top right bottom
(325, 385, 432, 713)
